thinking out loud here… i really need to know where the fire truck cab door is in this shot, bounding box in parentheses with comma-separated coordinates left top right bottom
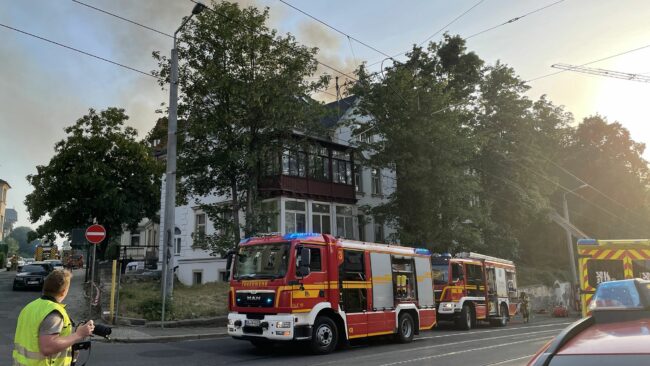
(340, 250, 369, 339)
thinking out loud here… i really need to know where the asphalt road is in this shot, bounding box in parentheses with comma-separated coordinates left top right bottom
(0, 269, 571, 366)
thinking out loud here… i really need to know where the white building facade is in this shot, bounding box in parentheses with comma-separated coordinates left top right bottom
(153, 96, 397, 285)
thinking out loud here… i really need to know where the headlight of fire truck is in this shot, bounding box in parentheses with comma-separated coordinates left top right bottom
(441, 303, 455, 311)
(276, 321, 291, 328)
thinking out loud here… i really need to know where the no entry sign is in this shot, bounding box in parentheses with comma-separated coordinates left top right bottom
(85, 224, 106, 244)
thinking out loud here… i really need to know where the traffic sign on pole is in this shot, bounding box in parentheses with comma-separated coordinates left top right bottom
(85, 224, 106, 244)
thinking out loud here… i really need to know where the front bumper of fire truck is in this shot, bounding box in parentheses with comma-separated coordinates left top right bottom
(228, 313, 312, 341)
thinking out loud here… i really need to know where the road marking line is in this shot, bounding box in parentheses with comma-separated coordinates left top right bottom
(416, 322, 571, 340)
(483, 354, 535, 365)
(312, 328, 563, 366)
(378, 336, 553, 366)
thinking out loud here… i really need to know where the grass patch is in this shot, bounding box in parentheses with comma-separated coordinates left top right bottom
(117, 280, 229, 321)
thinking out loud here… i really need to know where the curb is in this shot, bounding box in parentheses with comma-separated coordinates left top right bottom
(106, 332, 230, 344)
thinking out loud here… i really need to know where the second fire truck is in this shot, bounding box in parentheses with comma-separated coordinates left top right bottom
(227, 233, 437, 354)
(431, 252, 519, 330)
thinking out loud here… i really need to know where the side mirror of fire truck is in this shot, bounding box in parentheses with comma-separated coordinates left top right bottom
(225, 249, 236, 272)
(297, 247, 311, 277)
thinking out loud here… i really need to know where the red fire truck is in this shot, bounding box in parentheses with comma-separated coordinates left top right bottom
(227, 233, 437, 354)
(431, 252, 519, 330)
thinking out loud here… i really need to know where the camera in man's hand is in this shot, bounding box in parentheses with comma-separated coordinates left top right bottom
(92, 323, 112, 339)
(78, 320, 112, 339)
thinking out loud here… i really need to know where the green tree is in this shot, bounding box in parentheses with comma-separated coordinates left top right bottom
(472, 63, 572, 259)
(351, 35, 485, 252)
(4, 237, 19, 256)
(153, 1, 328, 255)
(25, 108, 163, 257)
(559, 115, 650, 239)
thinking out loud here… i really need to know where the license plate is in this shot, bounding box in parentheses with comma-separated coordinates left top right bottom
(28, 281, 39, 285)
(245, 319, 261, 327)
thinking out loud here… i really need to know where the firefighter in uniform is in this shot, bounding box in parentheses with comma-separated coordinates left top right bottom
(10, 255, 18, 271)
(520, 291, 530, 323)
(13, 269, 94, 366)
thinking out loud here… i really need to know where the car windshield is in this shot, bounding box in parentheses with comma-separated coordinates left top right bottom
(233, 242, 290, 280)
(432, 264, 449, 285)
(20, 265, 48, 273)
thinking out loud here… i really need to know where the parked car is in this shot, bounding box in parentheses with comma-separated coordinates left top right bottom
(528, 279, 650, 365)
(44, 259, 64, 271)
(13, 262, 54, 291)
(23, 258, 35, 265)
(125, 261, 145, 273)
(6, 257, 25, 271)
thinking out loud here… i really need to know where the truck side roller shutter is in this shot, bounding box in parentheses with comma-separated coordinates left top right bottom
(370, 252, 394, 309)
(414, 257, 434, 307)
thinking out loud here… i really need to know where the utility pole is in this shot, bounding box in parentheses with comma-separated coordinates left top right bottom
(161, 2, 205, 327)
(563, 184, 588, 311)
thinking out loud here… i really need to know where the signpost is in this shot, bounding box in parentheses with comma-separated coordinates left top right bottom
(86, 224, 106, 317)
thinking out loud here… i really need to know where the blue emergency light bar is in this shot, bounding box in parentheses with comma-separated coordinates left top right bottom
(283, 232, 320, 240)
(415, 248, 431, 255)
(577, 239, 598, 245)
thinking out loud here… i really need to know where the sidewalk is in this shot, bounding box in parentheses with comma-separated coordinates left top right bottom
(106, 325, 228, 343)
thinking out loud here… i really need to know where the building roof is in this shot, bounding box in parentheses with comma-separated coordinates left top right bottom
(0, 179, 10, 188)
(320, 95, 358, 129)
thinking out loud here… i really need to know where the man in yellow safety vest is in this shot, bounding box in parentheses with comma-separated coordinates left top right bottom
(13, 269, 95, 366)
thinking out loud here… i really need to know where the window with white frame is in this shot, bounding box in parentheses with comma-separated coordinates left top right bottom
(130, 234, 140, 247)
(195, 212, 206, 238)
(356, 131, 373, 144)
(261, 199, 280, 233)
(358, 214, 366, 242)
(332, 150, 352, 185)
(374, 217, 385, 243)
(193, 270, 203, 285)
(354, 164, 363, 193)
(175, 237, 181, 255)
(285, 200, 306, 233)
(371, 168, 382, 195)
(336, 205, 354, 239)
(312, 203, 331, 234)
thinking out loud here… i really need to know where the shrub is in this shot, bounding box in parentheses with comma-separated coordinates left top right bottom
(139, 297, 174, 321)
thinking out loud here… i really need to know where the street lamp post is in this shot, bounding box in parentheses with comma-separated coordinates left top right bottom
(161, 2, 205, 327)
(563, 183, 588, 310)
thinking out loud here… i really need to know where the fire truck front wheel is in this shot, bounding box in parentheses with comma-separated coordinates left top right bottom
(455, 304, 473, 330)
(310, 316, 338, 354)
(396, 312, 415, 343)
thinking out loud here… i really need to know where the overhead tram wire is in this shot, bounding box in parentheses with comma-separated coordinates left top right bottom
(272, 0, 409, 104)
(69, 0, 342, 99)
(504, 159, 641, 233)
(547, 160, 650, 226)
(0, 22, 160, 80)
(187, 0, 358, 83)
(367, 0, 565, 70)
(71, 0, 173, 38)
(527, 41, 650, 82)
(366, 0, 486, 68)
(278, 0, 394, 60)
(431, 38, 650, 116)
(465, 0, 565, 40)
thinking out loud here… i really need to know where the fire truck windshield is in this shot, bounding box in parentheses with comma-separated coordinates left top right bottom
(432, 264, 449, 285)
(233, 242, 290, 280)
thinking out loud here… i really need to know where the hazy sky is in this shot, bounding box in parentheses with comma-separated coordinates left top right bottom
(2, 0, 650, 231)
